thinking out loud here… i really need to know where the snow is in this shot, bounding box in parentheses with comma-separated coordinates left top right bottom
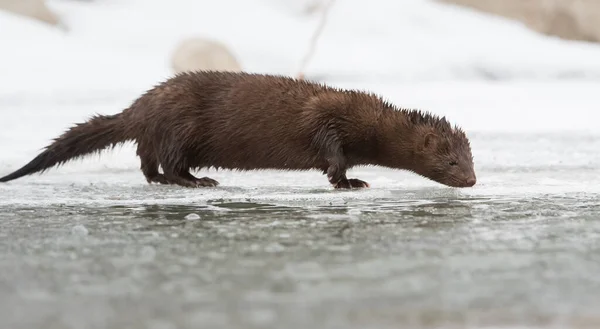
(308, 0, 600, 82)
(0, 0, 600, 188)
(2, 0, 600, 93)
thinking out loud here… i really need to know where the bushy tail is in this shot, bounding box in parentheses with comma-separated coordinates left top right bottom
(0, 113, 132, 182)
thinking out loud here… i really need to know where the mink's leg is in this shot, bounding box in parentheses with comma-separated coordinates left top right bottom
(327, 163, 369, 189)
(138, 146, 169, 184)
(161, 169, 199, 188)
(152, 144, 197, 187)
(326, 159, 347, 186)
(318, 129, 369, 189)
(161, 166, 220, 188)
(151, 138, 219, 188)
(160, 161, 219, 188)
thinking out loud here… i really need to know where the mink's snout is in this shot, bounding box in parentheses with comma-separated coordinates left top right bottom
(465, 176, 476, 187)
(445, 170, 476, 188)
(459, 169, 477, 187)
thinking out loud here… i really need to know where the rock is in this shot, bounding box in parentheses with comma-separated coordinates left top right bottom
(170, 37, 242, 74)
(0, 0, 60, 26)
(437, 0, 600, 43)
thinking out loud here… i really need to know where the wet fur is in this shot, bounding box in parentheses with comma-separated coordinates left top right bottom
(0, 71, 476, 188)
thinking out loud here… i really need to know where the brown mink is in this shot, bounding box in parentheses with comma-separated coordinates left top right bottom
(0, 71, 476, 189)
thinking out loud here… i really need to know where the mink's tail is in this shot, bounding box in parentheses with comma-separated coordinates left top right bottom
(0, 113, 133, 183)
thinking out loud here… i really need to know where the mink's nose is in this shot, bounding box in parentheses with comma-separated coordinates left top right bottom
(465, 177, 476, 187)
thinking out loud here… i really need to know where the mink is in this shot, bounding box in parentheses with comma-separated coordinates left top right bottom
(0, 71, 476, 189)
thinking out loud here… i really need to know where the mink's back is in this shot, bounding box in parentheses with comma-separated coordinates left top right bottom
(132, 71, 351, 171)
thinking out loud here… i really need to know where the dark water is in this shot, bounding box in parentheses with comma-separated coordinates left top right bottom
(1, 182, 599, 329)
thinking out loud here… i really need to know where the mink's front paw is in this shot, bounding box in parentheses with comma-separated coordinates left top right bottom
(334, 178, 370, 189)
(195, 177, 220, 187)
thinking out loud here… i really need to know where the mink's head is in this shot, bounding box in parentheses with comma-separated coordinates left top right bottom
(406, 112, 476, 188)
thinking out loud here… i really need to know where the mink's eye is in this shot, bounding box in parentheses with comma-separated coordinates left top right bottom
(449, 161, 458, 166)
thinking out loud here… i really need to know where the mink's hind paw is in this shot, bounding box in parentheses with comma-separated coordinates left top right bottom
(157, 172, 220, 188)
(334, 178, 370, 189)
(147, 174, 171, 185)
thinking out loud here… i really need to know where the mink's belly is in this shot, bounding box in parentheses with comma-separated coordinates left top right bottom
(191, 141, 326, 171)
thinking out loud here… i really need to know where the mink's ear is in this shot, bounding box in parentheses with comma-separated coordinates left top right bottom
(421, 132, 438, 151)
